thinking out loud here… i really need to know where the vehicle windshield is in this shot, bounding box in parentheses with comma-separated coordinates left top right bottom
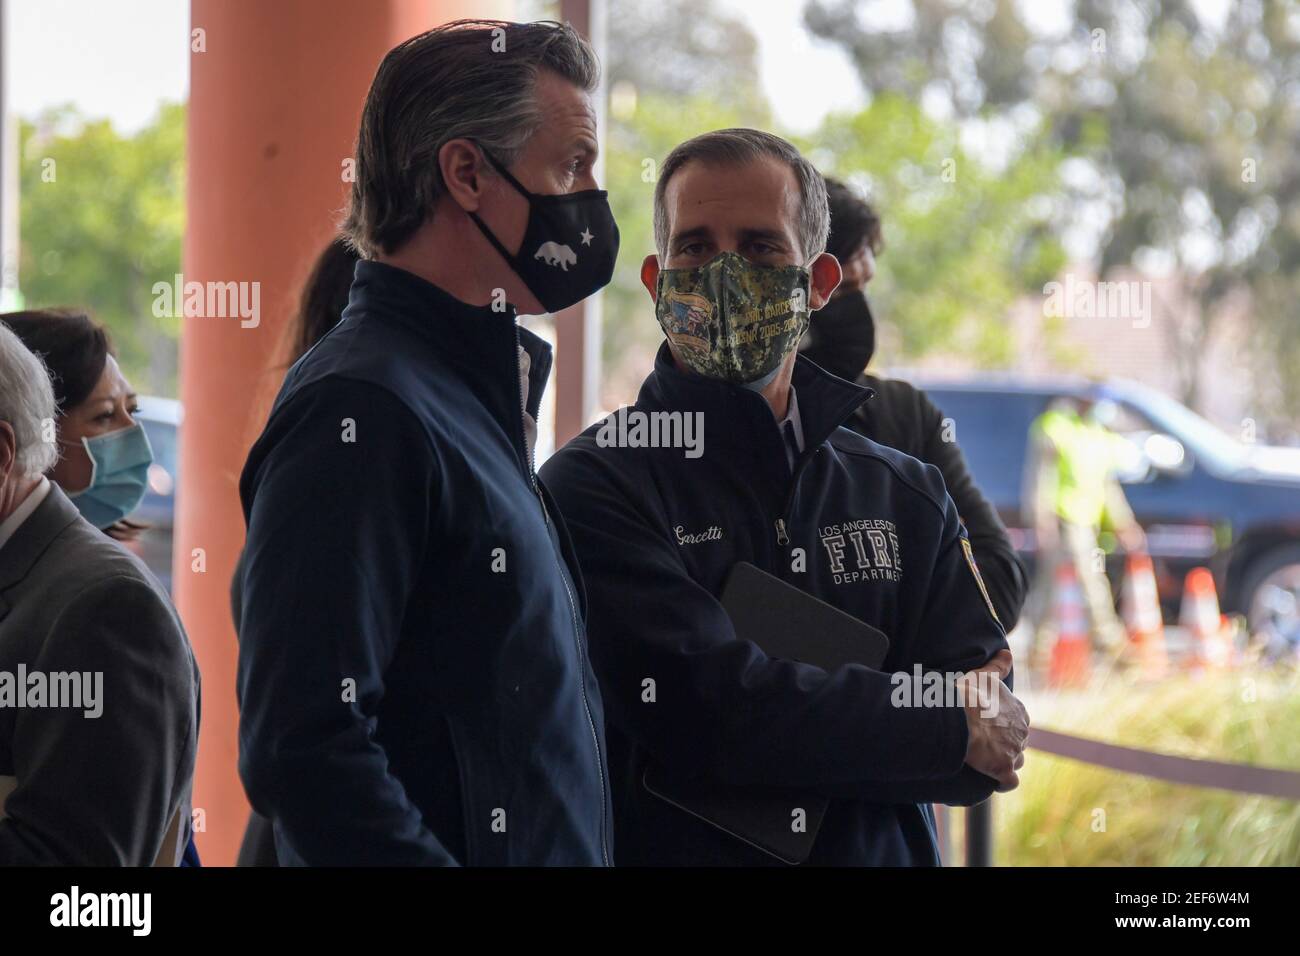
(1116, 383, 1248, 475)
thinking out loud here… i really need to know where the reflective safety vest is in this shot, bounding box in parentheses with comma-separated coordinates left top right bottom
(1033, 407, 1124, 527)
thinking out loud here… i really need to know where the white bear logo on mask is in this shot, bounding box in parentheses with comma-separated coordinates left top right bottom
(534, 241, 578, 271)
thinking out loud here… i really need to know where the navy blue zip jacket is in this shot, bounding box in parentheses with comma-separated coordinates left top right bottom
(539, 344, 1010, 866)
(237, 260, 611, 866)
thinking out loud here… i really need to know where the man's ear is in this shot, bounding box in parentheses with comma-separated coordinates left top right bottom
(808, 252, 843, 310)
(0, 421, 16, 486)
(439, 138, 491, 214)
(640, 254, 661, 301)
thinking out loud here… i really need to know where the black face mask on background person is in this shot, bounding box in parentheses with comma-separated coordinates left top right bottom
(467, 146, 620, 314)
(798, 288, 876, 382)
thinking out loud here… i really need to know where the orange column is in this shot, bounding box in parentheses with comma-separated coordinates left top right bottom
(180, 0, 501, 866)
(553, 0, 606, 443)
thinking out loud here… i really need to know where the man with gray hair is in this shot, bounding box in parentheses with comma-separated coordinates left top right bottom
(238, 19, 617, 865)
(541, 128, 1029, 865)
(0, 322, 199, 865)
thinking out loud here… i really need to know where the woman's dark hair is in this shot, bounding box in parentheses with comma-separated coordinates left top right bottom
(0, 309, 112, 415)
(288, 236, 360, 363)
(824, 177, 884, 263)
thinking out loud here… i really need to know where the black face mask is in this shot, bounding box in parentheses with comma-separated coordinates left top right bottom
(799, 289, 875, 381)
(467, 147, 620, 314)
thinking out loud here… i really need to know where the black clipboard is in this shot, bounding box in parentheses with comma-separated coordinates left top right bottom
(643, 562, 890, 864)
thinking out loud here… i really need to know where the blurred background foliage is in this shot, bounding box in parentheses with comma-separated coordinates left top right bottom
(17, 102, 184, 397)
(805, 0, 1300, 422)
(795, 98, 1066, 367)
(598, 0, 1069, 405)
(13, 0, 1300, 429)
(995, 671, 1300, 865)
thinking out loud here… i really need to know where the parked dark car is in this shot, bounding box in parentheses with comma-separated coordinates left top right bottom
(899, 373, 1300, 647)
(130, 395, 181, 593)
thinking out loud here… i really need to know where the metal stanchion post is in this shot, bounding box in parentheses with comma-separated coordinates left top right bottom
(966, 798, 993, 867)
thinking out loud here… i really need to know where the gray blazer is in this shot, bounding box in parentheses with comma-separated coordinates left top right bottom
(0, 484, 200, 865)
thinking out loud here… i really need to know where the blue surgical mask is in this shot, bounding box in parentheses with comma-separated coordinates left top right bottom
(63, 423, 154, 529)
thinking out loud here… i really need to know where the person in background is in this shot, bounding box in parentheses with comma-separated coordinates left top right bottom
(233, 235, 358, 867)
(283, 236, 361, 366)
(1023, 395, 1146, 659)
(0, 310, 154, 545)
(798, 177, 881, 383)
(0, 321, 199, 865)
(799, 177, 1028, 629)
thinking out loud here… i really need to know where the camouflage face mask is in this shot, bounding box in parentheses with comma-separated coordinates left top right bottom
(654, 251, 812, 386)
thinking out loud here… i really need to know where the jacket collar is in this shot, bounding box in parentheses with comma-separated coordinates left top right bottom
(637, 342, 874, 460)
(0, 483, 84, 600)
(345, 260, 553, 422)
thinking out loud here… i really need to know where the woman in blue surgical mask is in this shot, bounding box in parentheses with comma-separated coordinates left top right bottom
(1, 309, 152, 542)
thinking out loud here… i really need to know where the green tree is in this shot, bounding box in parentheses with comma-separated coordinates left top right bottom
(601, 0, 1063, 407)
(604, 0, 769, 117)
(797, 96, 1065, 364)
(17, 102, 185, 397)
(806, 0, 1300, 425)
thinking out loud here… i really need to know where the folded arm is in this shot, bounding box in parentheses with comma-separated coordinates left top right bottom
(541, 447, 979, 799)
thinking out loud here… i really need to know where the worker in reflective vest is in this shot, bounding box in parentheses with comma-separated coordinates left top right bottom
(1023, 396, 1147, 659)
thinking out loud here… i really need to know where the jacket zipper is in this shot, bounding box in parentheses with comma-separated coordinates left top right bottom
(513, 330, 610, 866)
(770, 385, 871, 548)
(774, 446, 819, 547)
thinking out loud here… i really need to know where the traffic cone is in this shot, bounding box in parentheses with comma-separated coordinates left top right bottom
(1180, 567, 1233, 670)
(1048, 561, 1092, 687)
(1121, 553, 1168, 679)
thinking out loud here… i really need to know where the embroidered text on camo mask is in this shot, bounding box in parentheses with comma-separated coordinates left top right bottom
(655, 251, 812, 387)
(467, 146, 620, 314)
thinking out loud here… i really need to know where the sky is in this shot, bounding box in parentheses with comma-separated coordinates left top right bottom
(714, 0, 863, 133)
(4, 0, 863, 134)
(6, 0, 190, 134)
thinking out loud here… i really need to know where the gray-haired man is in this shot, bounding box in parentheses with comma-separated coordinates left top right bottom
(0, 322, 198, 865)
